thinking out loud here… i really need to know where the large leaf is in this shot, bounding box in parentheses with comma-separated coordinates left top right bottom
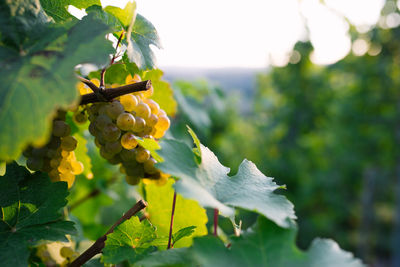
(101, 217, 161, 264)
(146, 179, 208, 248)
(142, 69, 177, 116)
(137, 217, 364, 267)
(104, 1, 136, 27)
(0, 163, 76, 267)
(126, 14, 161, 70)
(40, 0, 101, 22)
(157, 131, 296, 228)
(0, 13, 114, 160)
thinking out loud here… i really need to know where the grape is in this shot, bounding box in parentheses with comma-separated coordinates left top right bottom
(133, 102, 151, 119)
(120, 94, 138, 112)
(153, 129, 166, 139)
(125, 175, 141, 185)
(146, 113, 158, 127)
(100, 146, 114, 159)
(155, 115, 170, 132)
(116, 113, 135, 131)
(132, 117, 146, 132)
(120, 132, 138, 149)
(146, 99, 160, 114)
(135, 147, 150, 163)
(61, 136, 78, 151)
(144, 158, 158, 174)
(71, 161, 84, 175)
(31, 147, 47, 157)
(53, 120, 70, 137)
(60, 247, 74, 258)
(88, 104, 101, 116)
(105, 141, 122, 155)
(106, 101, 124, 120)
(120, 149, 136, 161)
(95, 114, 112, 130)
(108, 154, 122, 165)
(125, 74, 141, 84)
(88, 122, 99, 136)
(158, 109, 167, 116)
(73, 111, 87, 124)
(102, 123, 121, 142)
(90, 78, 100, 87)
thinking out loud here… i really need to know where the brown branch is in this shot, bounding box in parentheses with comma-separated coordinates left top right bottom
(76, 75, 101, 94)
(167, 191, 177, 249)
(79, 80, 152, 105)
(68, 199, 147, 267)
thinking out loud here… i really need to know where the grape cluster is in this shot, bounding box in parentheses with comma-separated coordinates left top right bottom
(59, 246, 79, 266)
(24, 111, 83, 188)
(83, 75, 170, 185)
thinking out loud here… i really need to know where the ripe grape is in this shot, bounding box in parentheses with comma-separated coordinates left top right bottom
(116, 112, 135, 131)
(105, 141, 122, 155)
(121, 132, 138, 149)
(145, 99, 160, 114)
(155, 115, 170, 132)
(125, 175, 141, 185)
(135, 147, 150, 163)
(146, 113, 158, 127)
(132, 117, 146, 132)
(95, 114, 112, 130)
(144, 158, 158, 174)
(134, 102, 151, 119)
(61, 136, 77, 151)
(53, 120, 70, 137)
(106, 101, 124, 120)
(120, 94, 138, 111)
(102, 123, 121, 142)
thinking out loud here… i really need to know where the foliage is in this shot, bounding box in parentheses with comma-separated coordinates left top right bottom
(0, 0, 367, 266)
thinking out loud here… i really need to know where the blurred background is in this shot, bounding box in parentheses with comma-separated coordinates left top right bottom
(98, 0, 400, 266)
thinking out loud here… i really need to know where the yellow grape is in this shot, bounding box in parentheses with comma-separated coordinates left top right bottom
(116, 112, 135, 131)
(142, 85, 154, 98)
(132, 117, 146, 132)
(135, 147, 150, 163)
(157, 109, 167, 116)
(133, 102, 151, 119)
(120, 94, 138, 112)
(71, 161, 84, 175)
(125, 74, 141, 84)
(146, 113, 158, 127)
(59, 171, 75, 188)
(143, 158, 157, 174)
(145, 99, 160, 114)
(153, 129, 165, 139)
(76, 82, 91, 95)
(155, 115, 170, 132)
(121, 132, 138, 149)
(90, 78, 100, 87)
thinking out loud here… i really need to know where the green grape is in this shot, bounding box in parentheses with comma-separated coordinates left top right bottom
(135, 147, 150, 163)
(120, 94, 138, 112)
(125, 175, 141, 185)
(88, 104, 101, 116)
(102, 123, 121, 142)
(107, 154, 122, 165)
(61, 136, 78, 151)
(124, 161, 144, 177)
(60, 247, 74, 258)
(133, 102, 151, 119)
(132, 117, 146, 132)
(143, 158, 158, 174)
(88, 122, 99, 136)
(95, 114, 112, 130)
(105, 141, 122, 155)
(106, 101, 124, 120)
(52, 120, 71, 137)
(120, 149, 136, 161)
(26, 157, 43, 171)
(146, 113, 158, 127)
(146, 99, 160, 114)
(50, 158, 61, 168)
(121, 132, 138, 149)
(116, 112, 135, 131)
(98, 104, 108, 115)
(47, 136, 61, 149)
(73, 111, 87, 124)
(46, 149, 58, 158)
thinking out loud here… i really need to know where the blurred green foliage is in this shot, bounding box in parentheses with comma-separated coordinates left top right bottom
(170, 5, 400, 265)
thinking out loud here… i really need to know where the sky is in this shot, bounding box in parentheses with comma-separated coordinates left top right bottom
(97, 0, 385, 68)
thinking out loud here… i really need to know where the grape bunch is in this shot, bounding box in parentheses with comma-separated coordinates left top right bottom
(24, 111, 83, 188)
(83, 75, 170, 185)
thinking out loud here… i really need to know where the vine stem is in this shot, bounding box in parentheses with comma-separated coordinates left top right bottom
(79, 80, 151, 105)
(68, 199, 147, 267)
(214, 208, 219, 236)
(167, 191, 177, 249)
(100, 31, 124, 87)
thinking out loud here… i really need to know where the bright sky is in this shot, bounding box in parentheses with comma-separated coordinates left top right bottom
(99, 0, 385, 68)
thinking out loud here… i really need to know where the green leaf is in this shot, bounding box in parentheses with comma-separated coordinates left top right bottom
(145, 179, 208, 248)
(40, 0, 101, 22)
(104, 63, 130, 85)
(0, 13, 114, 160)
(157, 131, 296, 228)
(172, 226, 197, 246)
(73, 132, 92, 178)
(104, 1, 136, 27)
(187, 125, 201, 160)
(142, 69, 177, 116)
(101, 217, 160, 264)
(126, 14, 161, 70)
(0, 0, 51, 48)
(137, 217, 364, 267)
(136, 137, 163, 162)
(0, 163, 76, 267)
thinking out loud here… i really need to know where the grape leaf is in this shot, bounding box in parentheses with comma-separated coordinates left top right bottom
(0, 163, 76, 267)
(137, 217, 364, 267)
(173, 226, 197, 246)
(101, 217, 161, 264)
(40, 0, 101, 22)
(137, 137, 163, 162)
(145, 179, 208, 248)
(142, 69, 177, 116)
(104, 1, 136, 27)
(126, 14, 161, 70)
(0, 12, 114, 161)
(156, 132, 296, 228)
